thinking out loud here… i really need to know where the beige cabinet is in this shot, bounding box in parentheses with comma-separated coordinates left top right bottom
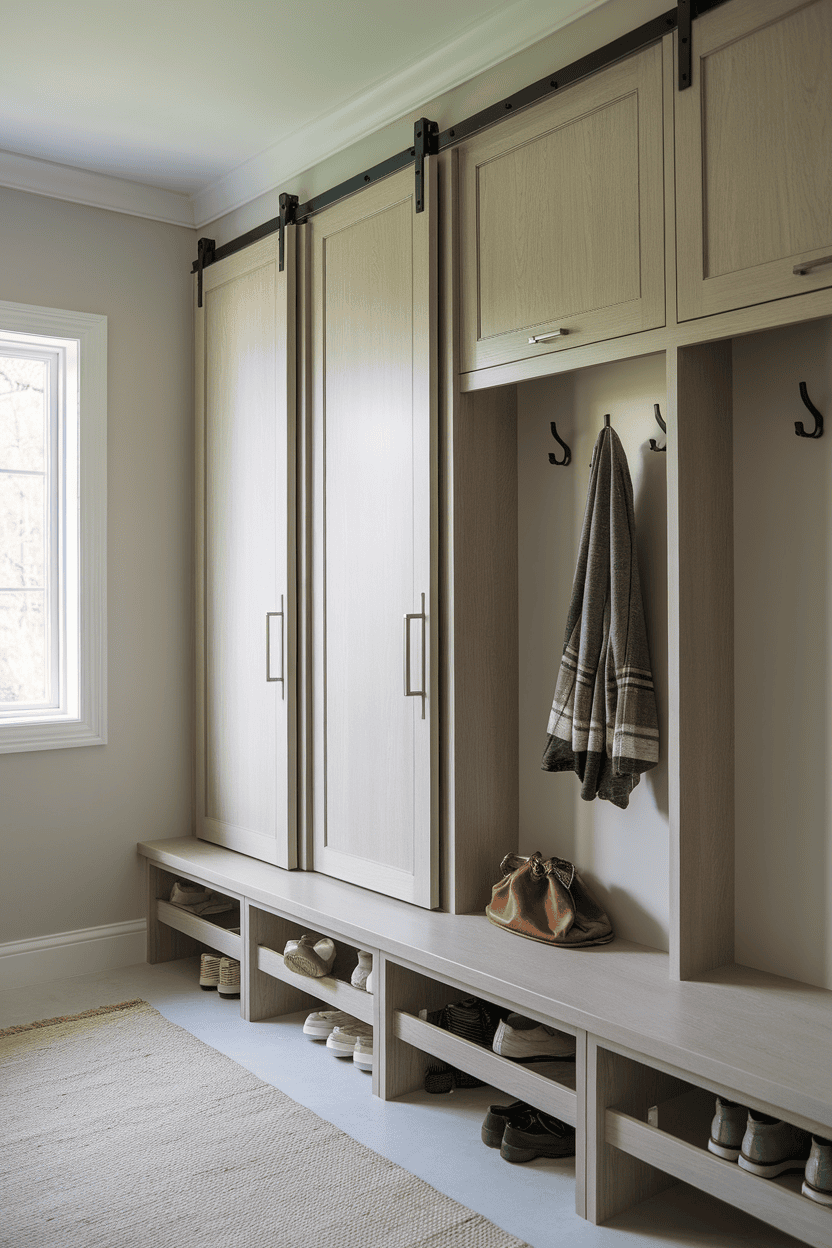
(457, 43, 664, 378)
(194, 235, 297, 868)
(676, 0, 832, 321)
(305, 164, 439, 908)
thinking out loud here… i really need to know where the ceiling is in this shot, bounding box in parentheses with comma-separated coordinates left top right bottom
(0, 0, 610, 228)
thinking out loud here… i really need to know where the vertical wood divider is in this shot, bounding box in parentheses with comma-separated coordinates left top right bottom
(667, 341, 735, 979)
(586, 1038, 688, 1224)
(377, 955, 467, 1101)
(574, 1028, 588, 1219)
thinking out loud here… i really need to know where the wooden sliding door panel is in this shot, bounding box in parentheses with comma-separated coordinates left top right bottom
(196, 236, 297, 868)
(458, 43, 664, 376)
(309, 165, 438, 907)
(676, 0, 832, 319)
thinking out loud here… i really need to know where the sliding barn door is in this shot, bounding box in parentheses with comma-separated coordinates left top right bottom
(195, 234, 297, 867)
(308, 163, 438, 907)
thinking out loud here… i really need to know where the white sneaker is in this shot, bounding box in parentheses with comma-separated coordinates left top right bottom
(302, 1009, 359, 1040)
(283, 934, 336, 977)
(351, 950, 373, 990)
(327, 1021, 372, 1057)
(353, 1034, 373, 1071)
(217, 957, 241, 998)
(365, 969, 374, 994)
(492, 1014, 576, 1060)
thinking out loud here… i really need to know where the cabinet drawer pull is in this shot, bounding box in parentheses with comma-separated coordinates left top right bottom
(403, 593, 426, 700)
(528, 329, 569, 343)
(793, 255, 832, 276)
(266, 598, 284, 693)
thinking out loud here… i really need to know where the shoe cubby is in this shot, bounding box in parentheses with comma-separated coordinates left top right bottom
(377, 953, 582, 1129)
(246, 902, 375, 1028)
(590, 1040, 832, 1248)
(147, 863, 243, 965)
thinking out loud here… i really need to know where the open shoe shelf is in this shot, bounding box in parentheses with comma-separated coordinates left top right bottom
(257, 943, 373, 1026)
(156, 899, 242, 961)
(596, 1051, 832, 1247)
(394, 1009, 578, 1126)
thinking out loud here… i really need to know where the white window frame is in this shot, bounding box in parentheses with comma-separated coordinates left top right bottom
(0, 300, 106, 752)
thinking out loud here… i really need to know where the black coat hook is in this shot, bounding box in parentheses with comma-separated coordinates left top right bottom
(795, 382, 824, 438)
(650, 403, 667, 451)
(548, 422, 571, 466)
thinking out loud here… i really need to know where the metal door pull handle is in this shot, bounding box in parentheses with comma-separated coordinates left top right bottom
(793, 255, 832, 275)
(528, 329, 569, 343)
(266, 598, 284, 692)
(403, 593, 426, 699)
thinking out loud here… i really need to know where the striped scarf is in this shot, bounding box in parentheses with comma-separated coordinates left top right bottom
(541, 423, 658, 808)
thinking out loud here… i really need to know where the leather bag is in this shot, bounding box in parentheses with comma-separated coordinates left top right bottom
(486, 852, 614, 948)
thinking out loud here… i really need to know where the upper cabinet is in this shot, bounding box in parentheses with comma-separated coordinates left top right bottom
(676, 0, 832, 321)
(457, 43, 665, 378)
(195, 236, 297, 869)
(305, 164, 439, 909)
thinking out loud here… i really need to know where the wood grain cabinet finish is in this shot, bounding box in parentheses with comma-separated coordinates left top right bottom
(306, 163, 439, 909)
(194, 235, 297, 869)
(457, 43, 664, 378)
(676, 0, 832, 321)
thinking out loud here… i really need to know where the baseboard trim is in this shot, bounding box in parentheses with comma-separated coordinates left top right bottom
(0, 919, 147, 989)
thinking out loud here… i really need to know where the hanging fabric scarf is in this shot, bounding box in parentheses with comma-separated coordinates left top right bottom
(541, 421, 658, 808)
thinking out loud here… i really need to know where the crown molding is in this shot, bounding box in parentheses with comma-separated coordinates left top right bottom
(192, 0, 609, 228)
(0, 148, 195, 228)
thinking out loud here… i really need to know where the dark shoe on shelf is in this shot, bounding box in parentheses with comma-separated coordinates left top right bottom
(418, 997, 507, 1093)
(481, 1100, 528, 1149)
(708, 1096, 747, 1161)
(500, 1108, 576, 1163)
(802, 1136, 832, 1206)
(738, 1111, 812, 1177)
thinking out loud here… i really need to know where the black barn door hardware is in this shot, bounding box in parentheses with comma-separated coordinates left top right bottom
(548, 423, 571, 466)
(678, 0, 692, 89)
(190, 1, 730, 280)
(650, 403, 668, 451)
(414, 119, 439, 213)
(795, 382, 824, 438)
(196, 237, 216, 308)
(278, 194, 299, 273)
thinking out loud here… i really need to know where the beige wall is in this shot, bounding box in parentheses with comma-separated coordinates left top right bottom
(517, 356, 670, 950)
(0, 186, 195, 943)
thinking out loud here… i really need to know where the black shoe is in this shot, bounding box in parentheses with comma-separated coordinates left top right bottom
(481, 1100, 529, 1148)
(420, 997, 508, 1093)
(500, 1108, 576, 1162)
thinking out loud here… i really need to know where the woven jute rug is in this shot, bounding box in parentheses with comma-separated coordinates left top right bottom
(0, 1000, 529, 1248)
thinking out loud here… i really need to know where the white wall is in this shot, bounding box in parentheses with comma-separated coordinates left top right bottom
(517, 354, 669, 950)
(733, 319, 832, 990)
(0, 186, 195, 954)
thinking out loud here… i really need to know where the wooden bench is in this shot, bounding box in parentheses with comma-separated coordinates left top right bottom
(140, 837, 832, 1247)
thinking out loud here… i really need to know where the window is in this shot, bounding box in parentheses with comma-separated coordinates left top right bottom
(0, 301, 106, 752)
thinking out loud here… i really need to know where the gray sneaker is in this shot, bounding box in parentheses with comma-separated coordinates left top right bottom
(802, 1136, 832, 1206)
(738, 1111, 812, 1178)
(492, 1014, 576, 1061)
(707, 1097, 747, 1161)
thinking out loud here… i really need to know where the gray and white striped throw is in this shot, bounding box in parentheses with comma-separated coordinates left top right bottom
(541, 422, 658, 808)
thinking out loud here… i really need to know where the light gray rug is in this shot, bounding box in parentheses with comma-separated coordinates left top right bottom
(0, 1000, 529, 1248)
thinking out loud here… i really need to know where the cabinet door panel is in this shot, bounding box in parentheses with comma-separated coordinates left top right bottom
(309, 165, 438, 907)
(195, 237, 296, 868)
(459, 43, 664, 376)
(676, 0, 832, 319)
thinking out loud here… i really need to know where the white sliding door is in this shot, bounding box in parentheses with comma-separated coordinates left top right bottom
(195, 234, 296, 867)
(308, 163, 438, 907)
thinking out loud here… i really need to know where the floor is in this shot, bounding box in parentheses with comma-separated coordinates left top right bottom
(0, 959, 804, 1248)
